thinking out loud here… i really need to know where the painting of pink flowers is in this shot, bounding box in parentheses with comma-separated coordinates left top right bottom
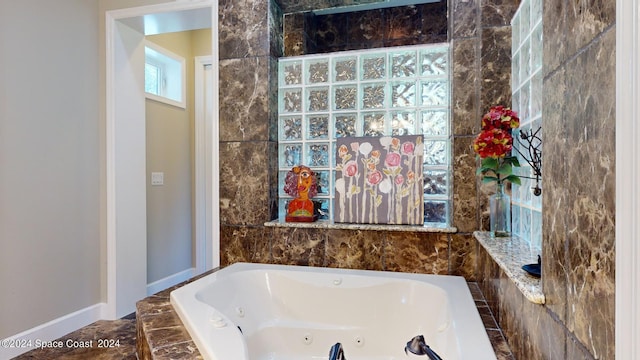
(334, 135, 424, 224)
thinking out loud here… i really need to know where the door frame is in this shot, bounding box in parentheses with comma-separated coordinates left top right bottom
(105, 0, 219, 319)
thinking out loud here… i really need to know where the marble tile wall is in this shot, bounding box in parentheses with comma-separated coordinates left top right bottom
(218, 0, 616, 358)
(541, 0, 616, 358)
(283, 2, 447, 56)
(473, 0, 616, 359)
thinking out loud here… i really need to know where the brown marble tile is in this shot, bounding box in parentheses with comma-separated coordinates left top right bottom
(314, 13, 350, 51)
(449, 233, 477, 280)
(220, 225, 272, 266)
(452, 137, 479, 232)
(418, 1, 448, 44)
(543, 0, 566, 76)
(384, 232, 448, 274)
(480, 26, 512, 110)
(481, 0, 520, 27)
(348, 10, 385, 47)
(385, 6, 421, 43)
(151, 341, 203, 359)
(486, 329, 515, 360)
(451, 38, 480, 136)
(219, 142, 272, 225)
(219, 57, 271, 142)
(324, 229, 384, 270)
(218, 0, 269, 59)
(450, 0, 479, 39)
(269, 0, 284, 58)
(14, 319, 136, 360)
(563, 28, 615, 360)
(541, 67, 568, 323)
(564, 0, 614, 60)
(271, 227, 326, 266)
(283, 12, 303, 56)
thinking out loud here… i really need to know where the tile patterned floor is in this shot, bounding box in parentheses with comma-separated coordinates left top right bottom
(13, 283, 513, 360)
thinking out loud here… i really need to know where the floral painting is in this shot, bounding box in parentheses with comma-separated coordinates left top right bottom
(334, 135, 424, 225)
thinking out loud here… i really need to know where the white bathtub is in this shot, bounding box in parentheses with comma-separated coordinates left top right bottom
(170, 263, 497, 360)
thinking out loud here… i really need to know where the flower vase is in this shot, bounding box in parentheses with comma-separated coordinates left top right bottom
(490, 183, 511, 237)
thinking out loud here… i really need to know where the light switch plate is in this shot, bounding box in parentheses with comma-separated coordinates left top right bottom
(151, 172, 164, 186)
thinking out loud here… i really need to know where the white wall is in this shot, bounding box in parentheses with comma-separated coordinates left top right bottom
(0, 0, 101, 338)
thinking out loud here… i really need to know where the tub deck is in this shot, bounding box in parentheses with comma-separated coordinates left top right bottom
(136, 268, 514, 360)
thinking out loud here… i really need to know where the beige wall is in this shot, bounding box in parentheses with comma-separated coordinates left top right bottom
(144, 29, 211, 284)
(0, 0, 101, 338)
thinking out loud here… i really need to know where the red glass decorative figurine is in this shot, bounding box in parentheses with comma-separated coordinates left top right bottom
(284, 165, 318, 222)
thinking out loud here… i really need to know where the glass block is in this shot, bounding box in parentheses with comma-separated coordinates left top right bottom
(307, 143, 330, 167)
(423, 170, 447, 195)
(521, 207, 532, 242)
(512, 51, 520, 87)
(361, 83, 386, 109)
(281, 143, 302, 167)
(278, 198, 291, 220)
(278, 170, 290, 196)
(307, 87, 329, 112)
(421, 110, 448, 136)
(363, 112, 386, 137)
(530, 71, 542, 118)
(520, 80, 530, 120)
(334, 113, 357, 138)
(512, 89, 520, 116)
(280, 88, 302, 113)
(279, 60, 302, 85)
(421, 80, 448, 106)
(391, 111, 415, 136)
(306, 59, 329, 83)
(424, 200, 447, 224)
(531, 0, 542, 25)
(511, 16, 520, 53)
(313, 198, 330, 220)
(334, 85, 357, 110)
(420, 49, 447, 76)
(306, 115, 329, 139)
(519, 0, 530, 41)
(423, 140, 447, 165)
(520, 39, 531, 81)
(531, 210, 542, 250)
(333, 56, 357, 82)
(315, 170, 330, 195)
(512, 204, 522, 237)
(361, 54, 386, 80)
(391, 50, 417, 78)
(531, 24, 543, 72)
(280, 116, 302, 140)
(391, 81, 416, 107)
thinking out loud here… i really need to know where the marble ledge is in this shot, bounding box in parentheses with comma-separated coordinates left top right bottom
(265, 219, 457, 233)
(473, 231, 545, 304)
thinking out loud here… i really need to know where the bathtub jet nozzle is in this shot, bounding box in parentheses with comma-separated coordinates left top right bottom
(328, 342, 347, 360)
(405, 335, 443, 360)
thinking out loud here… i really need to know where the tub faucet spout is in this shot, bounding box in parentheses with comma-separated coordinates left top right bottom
(329, 342, 347, 360)
(404, 335, 443, 360)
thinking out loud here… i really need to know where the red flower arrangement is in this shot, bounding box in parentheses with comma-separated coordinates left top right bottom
(473, 106, 521, 186)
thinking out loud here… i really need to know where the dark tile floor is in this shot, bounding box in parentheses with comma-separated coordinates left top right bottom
(13, 283, 513, 360)
(12, 315, 138, 360)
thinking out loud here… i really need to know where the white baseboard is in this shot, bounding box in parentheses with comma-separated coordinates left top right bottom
(0, 303, 106, 359)
(147, 267, 195, 296)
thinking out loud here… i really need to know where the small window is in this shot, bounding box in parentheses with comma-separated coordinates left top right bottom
(144, 41, 186, 108)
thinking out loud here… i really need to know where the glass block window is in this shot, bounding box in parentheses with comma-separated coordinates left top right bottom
(511, 0, 542, 249)
(278, 44, 451, 225)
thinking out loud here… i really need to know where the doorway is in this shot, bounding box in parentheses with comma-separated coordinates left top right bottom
(105, 1, 219, 319)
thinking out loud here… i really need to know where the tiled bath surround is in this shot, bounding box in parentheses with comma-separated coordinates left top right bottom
(218, 1, 615, 360)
